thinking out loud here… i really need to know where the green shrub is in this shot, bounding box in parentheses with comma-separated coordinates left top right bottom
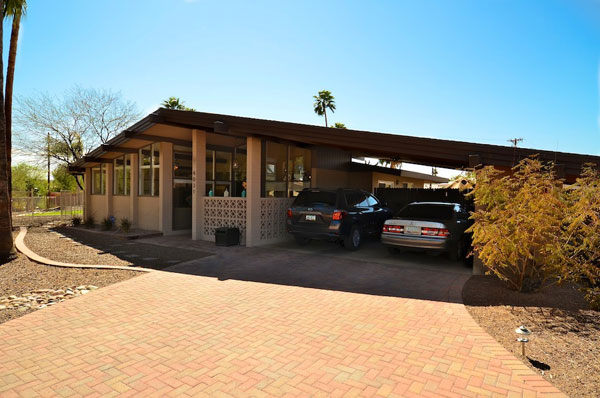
(101, 216, 114, 231)
(83, 216, 95, 228)
(120, 218, 132, 234)
(72, 216, 82, 226)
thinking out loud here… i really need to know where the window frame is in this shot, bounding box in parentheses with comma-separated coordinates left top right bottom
(261, 140, 312, 198)
(91, 164, 106, 195)
(138, 143, 160, 197)
(113, 154, 131, 196)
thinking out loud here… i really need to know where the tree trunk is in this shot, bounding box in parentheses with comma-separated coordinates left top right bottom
(75, 174, 84, 190)
(324, 109, 328, 127)
(0, 2, 15, 261)
(5, 12, 21, 206)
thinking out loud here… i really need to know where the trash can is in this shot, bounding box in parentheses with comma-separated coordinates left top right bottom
(215, 227, 240, 246)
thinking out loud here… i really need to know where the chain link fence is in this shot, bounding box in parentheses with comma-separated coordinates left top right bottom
(12, 191, 84, 227)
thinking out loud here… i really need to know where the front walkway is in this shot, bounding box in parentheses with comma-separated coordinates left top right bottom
(0, 244, 565, 397)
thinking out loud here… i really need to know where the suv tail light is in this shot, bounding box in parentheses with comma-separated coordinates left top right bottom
(332, 210, 347, 221)
(287, 209, 293, 218)
(383, 224, 404, 233)
(421, 227, 450, 237)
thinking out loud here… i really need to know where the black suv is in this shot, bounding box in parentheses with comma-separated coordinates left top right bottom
(287, 188, 393, 250)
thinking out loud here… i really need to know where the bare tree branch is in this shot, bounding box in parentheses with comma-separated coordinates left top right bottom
(14, 86, 141, 167)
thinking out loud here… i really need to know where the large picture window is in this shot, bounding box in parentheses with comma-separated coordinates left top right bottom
(113, 154, 131, 195)
(139, 143, 160, 196)
(263, 141, 311, 197)
(91, 164, 106, 195)
(205, 145, 246, 197)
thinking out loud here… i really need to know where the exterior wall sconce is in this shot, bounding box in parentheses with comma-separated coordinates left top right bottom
(515, 325, 531, 356)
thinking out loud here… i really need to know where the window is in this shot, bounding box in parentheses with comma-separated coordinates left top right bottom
(113, 155, 131, 195)
(263, 141, 311, 197)
(91, 164, 106, 195)
(139, 143, 160, 196)
(345, 192, 367, 207)
(205, 145, 246, 197)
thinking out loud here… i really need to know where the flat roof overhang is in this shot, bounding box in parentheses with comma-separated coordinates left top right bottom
(69, 108, 600, 183)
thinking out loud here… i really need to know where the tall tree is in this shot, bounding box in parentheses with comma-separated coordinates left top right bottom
(161, 96, 195, 111)
(0, 0, 15, 261)
(4, 0, 26, 211)
(15, 87, 140, 189)
(313, 90, 336, 127)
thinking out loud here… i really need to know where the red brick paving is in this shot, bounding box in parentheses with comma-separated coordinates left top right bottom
(0, 271, 566, 397)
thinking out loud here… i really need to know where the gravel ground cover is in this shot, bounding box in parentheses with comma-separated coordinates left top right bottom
(463, 275, 599, 398)
(0, 253, 139, 324)
(25, 226, 211, 270)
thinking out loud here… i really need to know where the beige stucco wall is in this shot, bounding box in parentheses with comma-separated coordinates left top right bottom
(137, 197, 160, 231)
(89, 195, 107, 221)
(312, 169, 430, 192)
(371, 172, 426, 190)
(112, 196, 130, 221)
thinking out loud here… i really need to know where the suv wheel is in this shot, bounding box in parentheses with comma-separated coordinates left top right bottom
(344, 225, 361, 251)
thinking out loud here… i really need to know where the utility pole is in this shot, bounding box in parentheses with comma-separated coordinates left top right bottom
(508, 137, 523, 166)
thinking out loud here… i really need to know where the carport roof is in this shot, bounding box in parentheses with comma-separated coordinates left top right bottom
(70, 108, 600, 182)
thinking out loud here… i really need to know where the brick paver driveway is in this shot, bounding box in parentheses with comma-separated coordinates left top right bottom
(0, 241, 565, 397)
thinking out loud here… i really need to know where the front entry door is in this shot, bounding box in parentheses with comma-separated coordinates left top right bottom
(173, 147, 192, 230)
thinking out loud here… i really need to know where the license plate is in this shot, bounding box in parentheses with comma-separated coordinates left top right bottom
(405, 226, 421, 235)
(305, 215, 316, 221)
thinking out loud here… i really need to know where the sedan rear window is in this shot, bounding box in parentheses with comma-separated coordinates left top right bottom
(293, 191, 337, 207)
(397, 204, 454, 219)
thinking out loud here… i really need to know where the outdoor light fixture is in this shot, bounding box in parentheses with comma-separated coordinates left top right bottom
(515, 325, 531, 356)
(232, 159, 239, 170)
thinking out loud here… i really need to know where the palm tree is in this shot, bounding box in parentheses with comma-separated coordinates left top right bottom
(162, 97, 185, 109)
(0, 0, 15, 261)
(313, 90, 336, 127)
(161, 96, 196, 111)
(4, 0, 26, 203)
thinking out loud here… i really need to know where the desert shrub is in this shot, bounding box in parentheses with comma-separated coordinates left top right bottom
(72, 216, 82, 226)
(583, 287, 600, 311)
(120, 218, 132, 234)
(469, 158, 600, 304)
(559, 165, 600, 298)
(468, 157, 564, 292)
(83, 216, 95, 228)
(101, 216, 115, 231)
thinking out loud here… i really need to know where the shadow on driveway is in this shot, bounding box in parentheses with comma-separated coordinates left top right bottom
(141, 235, 471, 304)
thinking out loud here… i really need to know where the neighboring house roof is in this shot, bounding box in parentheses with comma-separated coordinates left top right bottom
(348, 162, 449, 183)
(70, 108, 600, 183)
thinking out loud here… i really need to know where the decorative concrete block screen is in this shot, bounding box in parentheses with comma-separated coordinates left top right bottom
(203, 197, 247, 244)
(260, 198, 295, 243)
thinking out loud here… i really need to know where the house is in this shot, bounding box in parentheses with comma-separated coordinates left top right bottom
(69, 109, 600, 247)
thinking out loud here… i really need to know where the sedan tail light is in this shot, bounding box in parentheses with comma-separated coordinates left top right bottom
(383, 224, 404, 233)
(332, 210, 347, 221)
(287, 209, 293, 218)
(421, 227, 450, 237)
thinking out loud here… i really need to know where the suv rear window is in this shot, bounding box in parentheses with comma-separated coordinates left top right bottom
(397, 204, 454, 219)
(293, 191, 337, 207)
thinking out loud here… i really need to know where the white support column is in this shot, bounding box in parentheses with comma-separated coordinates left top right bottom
(84, 168, 91, 221)
(245, 136, 262, 247)
(192, 129, 206, 240)
(159, 142, 173, 234)
(105, 162, 114, 218)
(129, 153, 138, 228)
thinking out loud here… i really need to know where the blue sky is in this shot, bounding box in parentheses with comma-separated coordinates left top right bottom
(8, 0, 600, 165)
